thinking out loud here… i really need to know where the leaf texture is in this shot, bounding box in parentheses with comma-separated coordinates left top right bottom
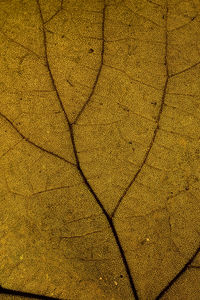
(0, 0, 200, 299)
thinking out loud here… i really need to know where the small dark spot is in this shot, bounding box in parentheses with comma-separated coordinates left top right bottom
(170, 192, 173, 194)
(151, 101, 157, 105)
(121, 106, 129, 112)
(61, 35, 65, 38)
(128, 141, 132, 145)
(162, 15, 165, 19)
(185, 186, 189, 191)
(120, 275, 123, 278)
(89, 48, 94, 53)
(99, 102, 103, 105)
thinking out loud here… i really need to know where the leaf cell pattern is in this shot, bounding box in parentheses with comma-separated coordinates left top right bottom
(0, 0, 200, 299)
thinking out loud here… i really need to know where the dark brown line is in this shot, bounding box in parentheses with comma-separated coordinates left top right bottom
(0, 112, 74, 166)
(36, 1, 139, 298)
(36, 0, 71, 127)
(0, 285, 62, 300)
(72, 2, 106, 124)
(111, 3, 169, 218)
(155, 245, 200, 299)
(74, 155, 140, 300)
(169, 61, 200, 77)
(0, 30, 42, 59)
(44, 9, 62, 25)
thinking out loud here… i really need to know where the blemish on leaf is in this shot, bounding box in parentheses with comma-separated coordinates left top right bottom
(66, 79, 73, 87)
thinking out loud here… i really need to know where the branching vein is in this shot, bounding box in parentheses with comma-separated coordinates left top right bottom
(36, 1, 140, 299)
(111, 2, 169, 218)
(155, 244, 200, 299)
(0, 112, 74, 165)
(72, 3, 106, 124)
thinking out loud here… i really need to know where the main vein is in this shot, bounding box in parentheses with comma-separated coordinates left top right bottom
(36, 0, 139, 299)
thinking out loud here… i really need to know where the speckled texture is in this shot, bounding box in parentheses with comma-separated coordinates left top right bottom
(0, 0, 200, 299)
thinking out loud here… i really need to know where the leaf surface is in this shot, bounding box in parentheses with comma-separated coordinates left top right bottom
(0, 0, 200, 299)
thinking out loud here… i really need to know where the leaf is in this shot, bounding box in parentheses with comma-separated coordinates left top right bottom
(0, 0, 200, 299)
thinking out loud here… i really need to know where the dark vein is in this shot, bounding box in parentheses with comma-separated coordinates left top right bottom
(0, 112, 75, 166)
(44, 9, 62, 25)
(0, 285, 62, 300)
(36, 1, 71, 127)
(61, 0, 63, 9)
(155, 244, 200, 299)
(35, 1, 139, 299)
(60, 230, 102, 239)
(64, 213, 102, 224)
(31, 185, 80, 196)
(134, 12, 163, 27)
(164, 102, 200, 121)
(104, 63, 161, 90)
(166, 92, 199, 97)
(111, 3, 169, 218)
(106, 37, 167, 45)
(43, 0, 64, 24)
(0, 30, 42, 60)
(168, 16, 198, 32)
(72, 2, 106, 124)
(169, 61, 200, 77)
(72, 156, 140, 300)
(189, 265, 200, 269)
(147, 0, 163, 7)
(64, 256, 116, 262)
(0, 140, 22, 159)
(159, 127, 197, 141)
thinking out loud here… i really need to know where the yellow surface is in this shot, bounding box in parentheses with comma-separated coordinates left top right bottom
(0, 0, 200, 299)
